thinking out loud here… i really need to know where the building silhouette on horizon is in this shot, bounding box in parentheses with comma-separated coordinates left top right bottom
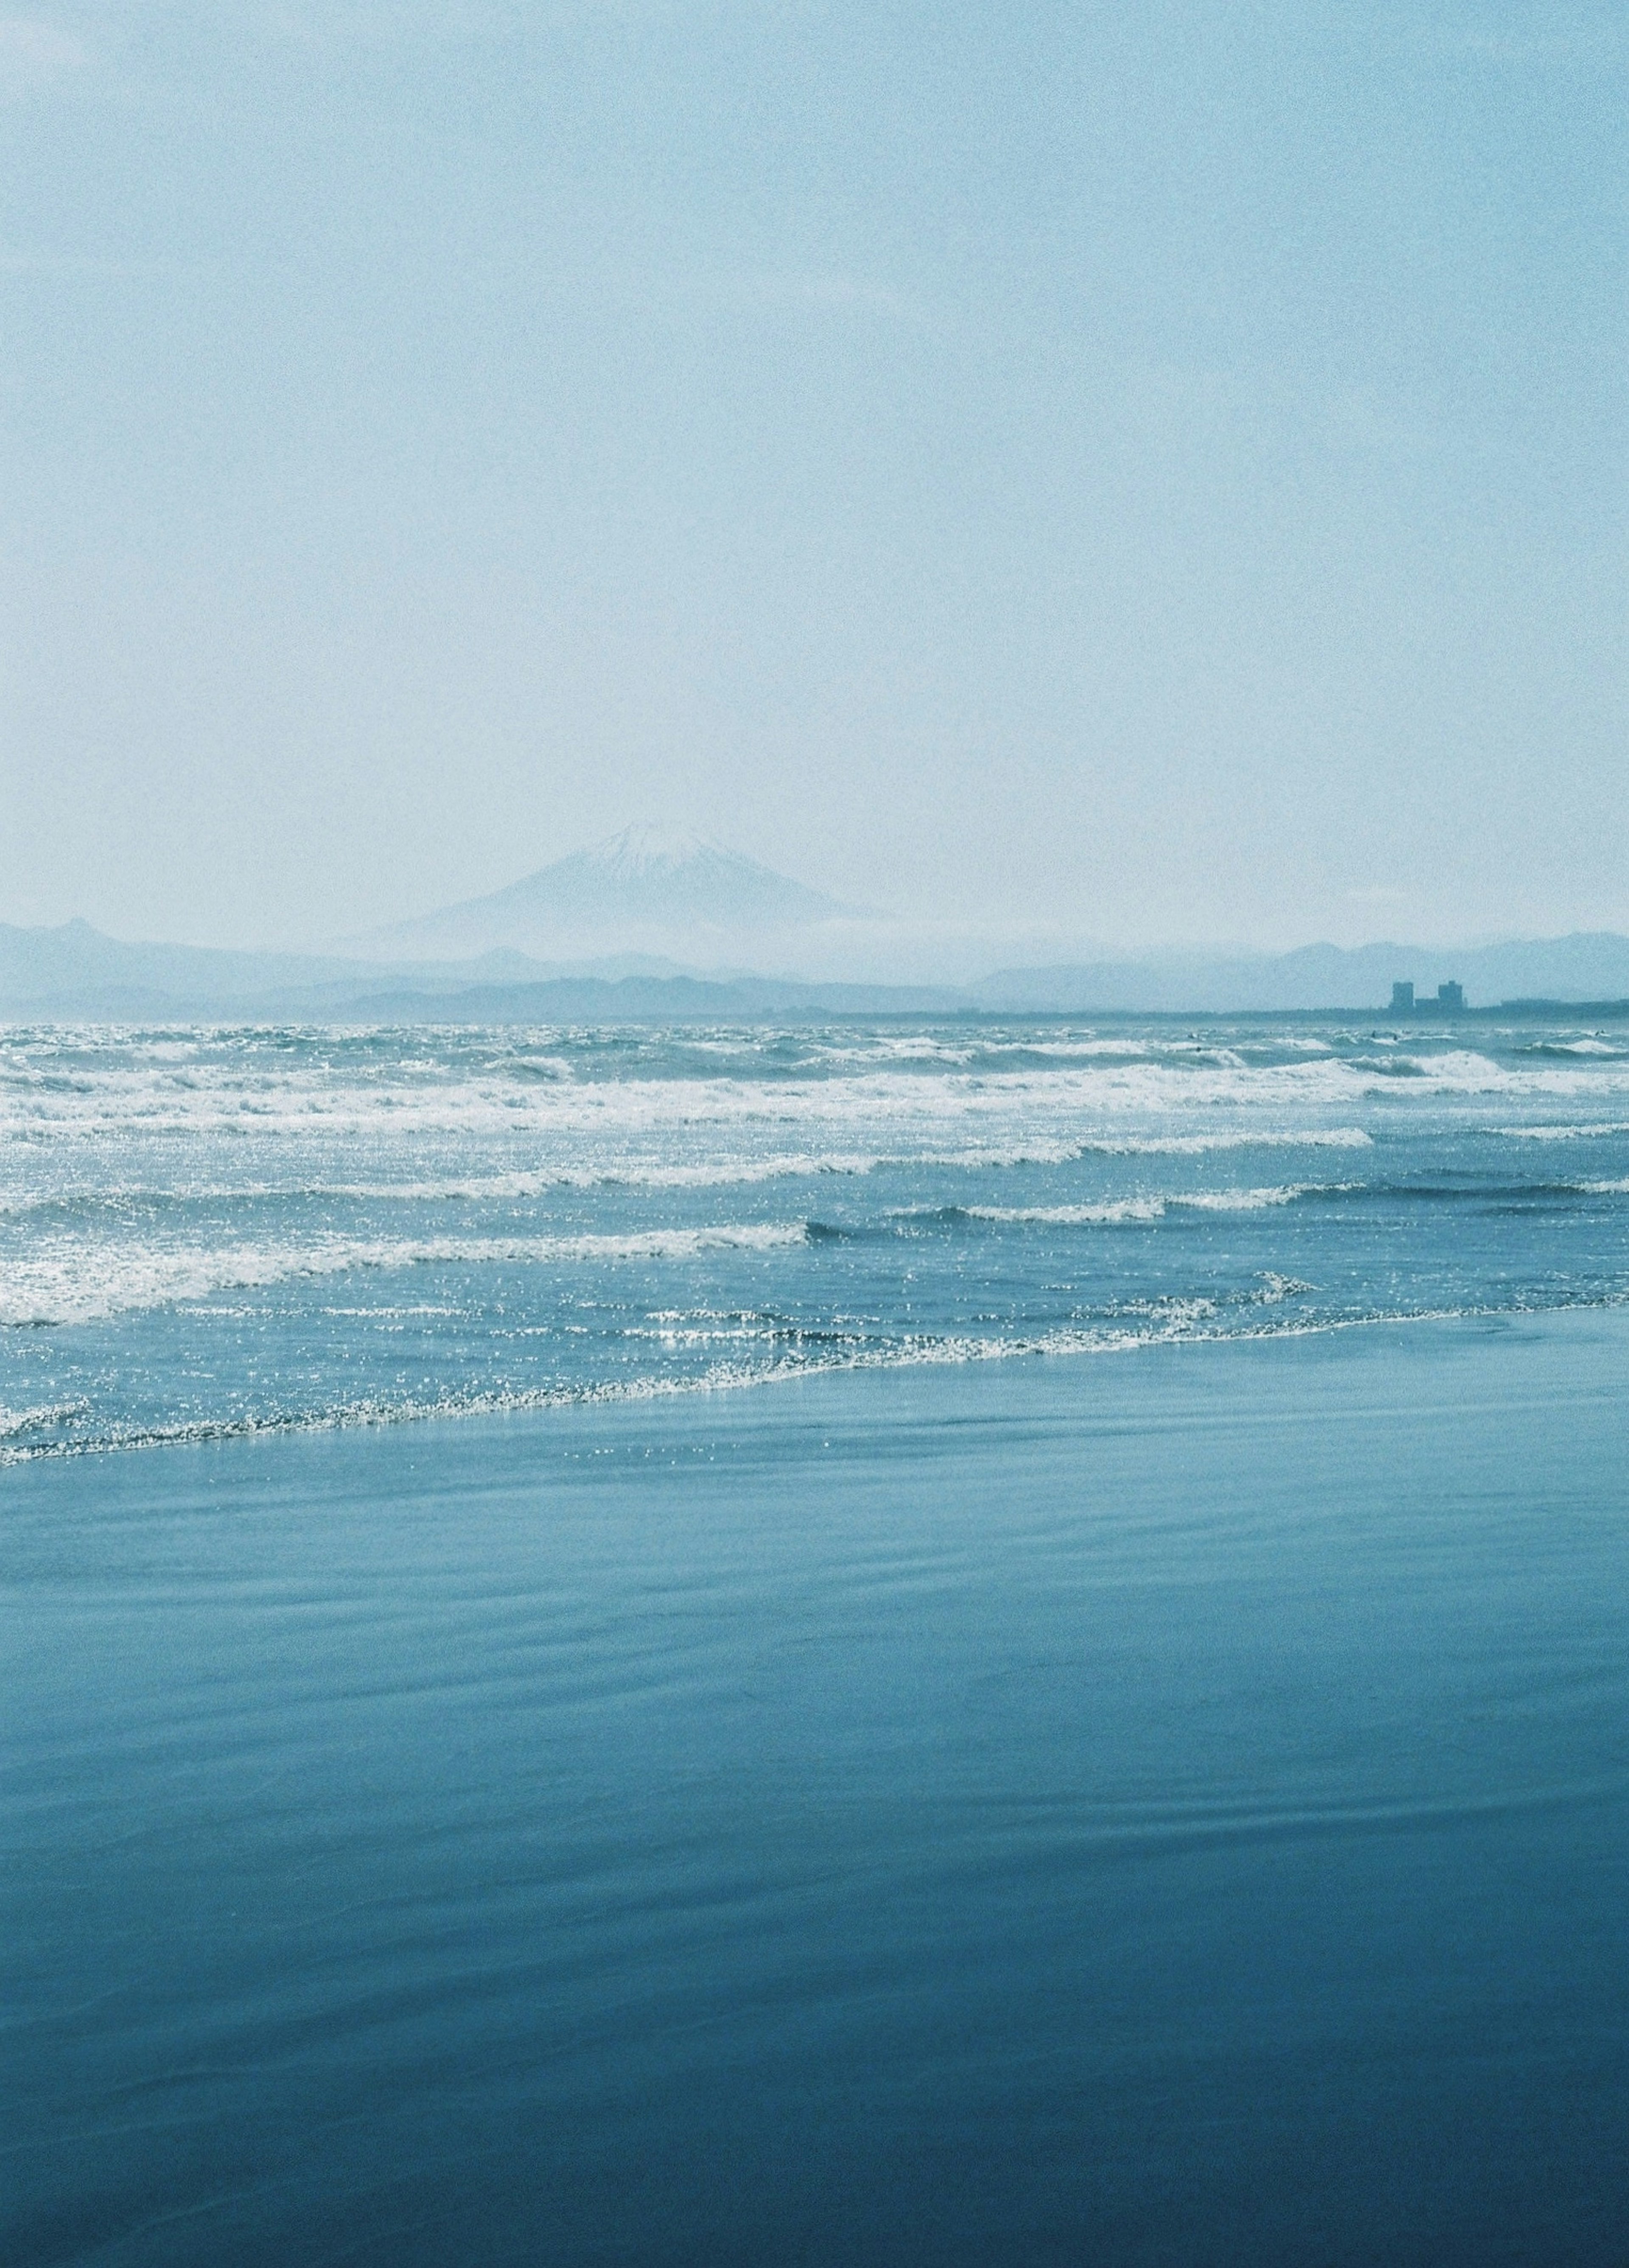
(1391, 980, 1465, 1015)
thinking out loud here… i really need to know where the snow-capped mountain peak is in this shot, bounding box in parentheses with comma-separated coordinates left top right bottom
(586, 824, 718, 879)
(358, 825, 856, 961)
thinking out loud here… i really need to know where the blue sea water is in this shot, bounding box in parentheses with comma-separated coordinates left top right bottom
(6, 1014, 1629, 2264)
(5, 1012, 1629, 1454)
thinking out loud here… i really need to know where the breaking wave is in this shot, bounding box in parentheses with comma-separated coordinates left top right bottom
(6, 1012, 1629, 1458)
(0, 1223, 812, 1328)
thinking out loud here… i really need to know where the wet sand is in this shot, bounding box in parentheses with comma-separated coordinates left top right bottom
(6, 1309, 1629, 2265)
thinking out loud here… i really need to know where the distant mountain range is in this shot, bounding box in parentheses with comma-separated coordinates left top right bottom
(8, 828, 1629, 1018)
(7, 913, 1629, 1022)
(973, 934, 1629, 1014)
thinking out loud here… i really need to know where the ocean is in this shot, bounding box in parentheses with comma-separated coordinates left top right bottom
(6, 1012, 1629, 1456)
(6, 1012, 1629, 2263)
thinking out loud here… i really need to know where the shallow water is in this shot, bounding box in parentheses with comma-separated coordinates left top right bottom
(7, 1015, 1629, 2260)
(6, 1313, 1629, 2264)
(6, 1012, 1629, 1458)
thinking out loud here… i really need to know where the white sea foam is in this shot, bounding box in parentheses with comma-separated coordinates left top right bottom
(7, 1019, 1629, 1456)
(964, 1185, 1321, 1225)
(14, 1031, 1629, 1152)
(0, 1222, 812, 1328)
(0, 1128, 1381, 1222)
(0, 1399, 87, 1438)
(266, 1128, 1376, 1194)
(1495, 1123, 1629, 1141)
(12, 1292, 1605, 1466)
(1255, 1273, 1316, 1303)
(966, 1198, 1168, 1225)
(1072, 1129, 1371, 1155)
(0, 1317, 1307, 1458)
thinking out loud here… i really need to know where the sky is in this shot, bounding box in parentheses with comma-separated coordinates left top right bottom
(2, 0, 1625, 955)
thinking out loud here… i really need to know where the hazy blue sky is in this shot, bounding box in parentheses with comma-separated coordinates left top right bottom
(3, 1, 1624, 951)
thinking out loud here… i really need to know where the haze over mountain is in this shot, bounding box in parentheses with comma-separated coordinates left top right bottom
(974, 935, 1629, 1015)
(356, 826, 860, 967)
(8, 900, 1629, 1023)
(7, 826, 1629, 1018)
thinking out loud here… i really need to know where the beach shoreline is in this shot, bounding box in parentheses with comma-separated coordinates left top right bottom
(7, 1305, 1629, 2265)
(6, 1285, 1628, 1475)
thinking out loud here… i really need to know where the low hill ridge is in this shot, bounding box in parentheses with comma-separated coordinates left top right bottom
(8, 908, 1629, 1020)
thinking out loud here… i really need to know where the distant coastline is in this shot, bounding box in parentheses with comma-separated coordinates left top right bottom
(8, 914, 1629, 1022)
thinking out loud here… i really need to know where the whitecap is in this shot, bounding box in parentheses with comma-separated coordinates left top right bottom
(964, 1185, 1327, 1225)
(1494, 1123, 1629, 1142)
(0, 1222, 812, 1329)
